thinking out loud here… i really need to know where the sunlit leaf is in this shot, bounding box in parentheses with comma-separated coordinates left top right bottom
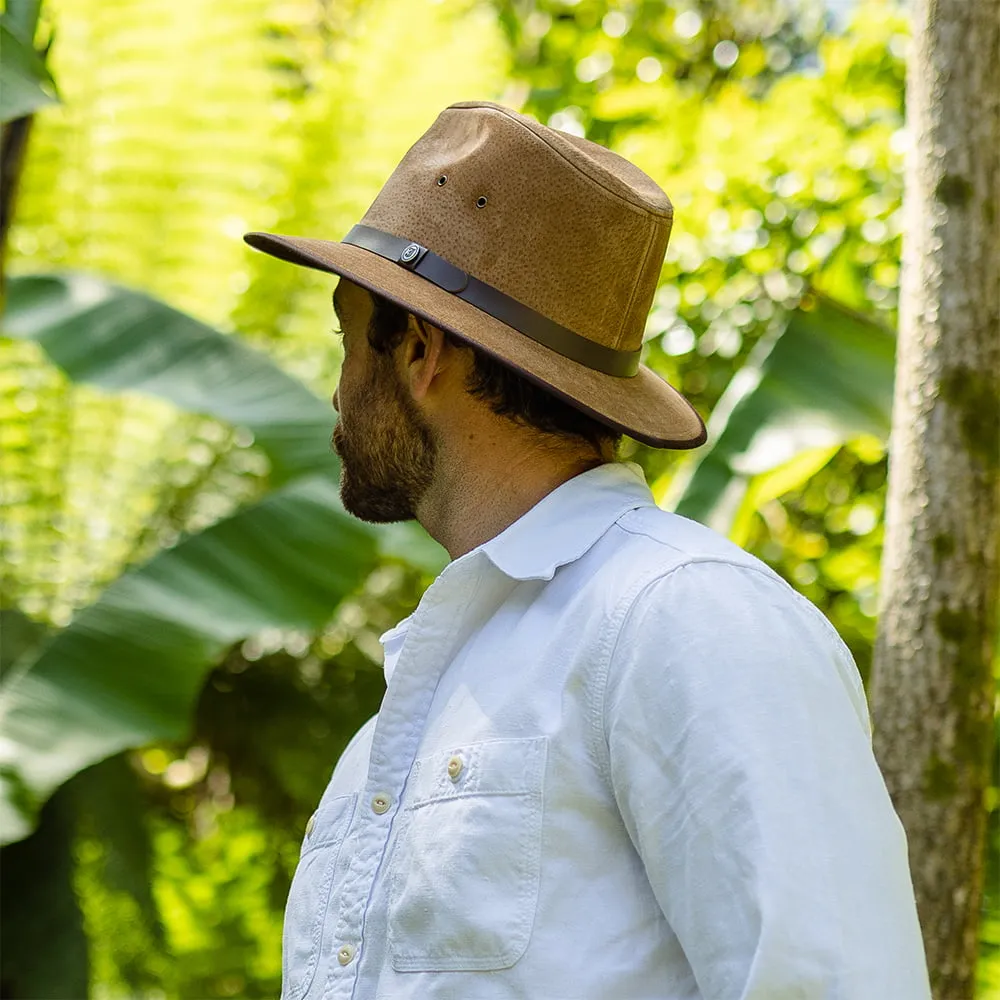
(0, 16, 58, 123)
(0, 608, 50, 686)
(728, 445, 841, 546)
(74, 754, 165, 950)
(2, 274, 336, 487)
(0, 472, 379, 844)
(659, 293, 895, 533)
(4, 0, 44, 41)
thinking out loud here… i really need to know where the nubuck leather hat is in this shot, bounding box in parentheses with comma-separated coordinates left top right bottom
(244, 100, 706, 449)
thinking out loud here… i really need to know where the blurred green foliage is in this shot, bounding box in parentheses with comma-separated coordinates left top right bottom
(0, 0, 996, 996)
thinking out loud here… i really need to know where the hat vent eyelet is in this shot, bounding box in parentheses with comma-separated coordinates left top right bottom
(436, 174, 448, 186)
(475, 195, 488, 208)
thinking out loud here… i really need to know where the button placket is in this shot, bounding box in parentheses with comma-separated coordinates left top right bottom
(322, 554, 490, 998)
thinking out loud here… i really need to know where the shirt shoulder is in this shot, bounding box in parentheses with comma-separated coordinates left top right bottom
(599, 502, 785, 586)
(568, 502, 809, 655)
(589, 505, 865, 710)
(596, 508, 869, 737)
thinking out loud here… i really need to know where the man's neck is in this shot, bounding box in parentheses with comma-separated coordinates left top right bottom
(415, 428, 607, 561)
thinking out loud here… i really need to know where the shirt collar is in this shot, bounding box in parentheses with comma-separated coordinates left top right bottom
(479, 460, 655, 582)
(378, 461, 655, 684)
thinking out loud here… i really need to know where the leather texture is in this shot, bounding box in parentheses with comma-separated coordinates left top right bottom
(244, 100, 706, 449)
(343, 224, 641, 377)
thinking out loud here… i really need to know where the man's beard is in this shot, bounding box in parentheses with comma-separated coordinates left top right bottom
(332, 362, 436, 523)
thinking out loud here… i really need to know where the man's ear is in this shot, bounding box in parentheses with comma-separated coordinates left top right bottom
(401, 315, 450, 401)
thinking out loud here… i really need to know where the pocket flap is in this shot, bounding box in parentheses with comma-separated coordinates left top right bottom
(406, 736, 547, 807)
(301, 792, 356, 854)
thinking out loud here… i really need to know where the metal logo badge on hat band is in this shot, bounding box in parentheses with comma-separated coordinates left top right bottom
(343, 224, 641, 379)
(399, 242, 423, 264)
(241, 101, 710, 449)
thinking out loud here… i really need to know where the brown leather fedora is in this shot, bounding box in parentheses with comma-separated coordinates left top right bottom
(244, 100, 706, 449)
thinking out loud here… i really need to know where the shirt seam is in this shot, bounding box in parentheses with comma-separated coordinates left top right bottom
(614, 522, 862, 685)
(592, 555, 864, 783)
(595, 558, 853, 1000)
(589, 563, 671, 785)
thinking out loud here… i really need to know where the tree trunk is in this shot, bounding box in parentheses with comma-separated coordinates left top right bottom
(870, 0, 1000, 997)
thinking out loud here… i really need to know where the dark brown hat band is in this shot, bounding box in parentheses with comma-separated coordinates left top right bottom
(342, 224, 641, 378)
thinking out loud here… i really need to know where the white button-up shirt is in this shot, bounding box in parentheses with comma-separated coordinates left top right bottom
(282, 462, 931, 1000)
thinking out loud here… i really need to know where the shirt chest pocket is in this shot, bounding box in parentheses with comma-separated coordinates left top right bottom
(281, 793, 357, 1000)
(387, 736, 548, 972)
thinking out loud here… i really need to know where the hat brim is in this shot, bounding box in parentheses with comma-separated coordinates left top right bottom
(243, 232, 707, 449)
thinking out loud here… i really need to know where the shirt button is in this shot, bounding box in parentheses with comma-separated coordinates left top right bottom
(305, 812, 316, 836)
(447, 755, 464, 781)
(337, 943, 356, 966)
(371, 793, 392, 815)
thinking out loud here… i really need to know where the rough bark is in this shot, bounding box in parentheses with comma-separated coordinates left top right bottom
(870, 0, 1000, 997)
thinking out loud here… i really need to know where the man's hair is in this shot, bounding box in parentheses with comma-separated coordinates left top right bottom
(366, 293, 622, 455)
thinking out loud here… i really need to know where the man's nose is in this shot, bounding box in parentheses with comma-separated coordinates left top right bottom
(332, 385, 340, 414)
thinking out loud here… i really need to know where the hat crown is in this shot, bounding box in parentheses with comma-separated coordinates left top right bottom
(359, 102, 673, 353)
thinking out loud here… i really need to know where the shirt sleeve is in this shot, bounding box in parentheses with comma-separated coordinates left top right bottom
(602, 559, 931, 1000)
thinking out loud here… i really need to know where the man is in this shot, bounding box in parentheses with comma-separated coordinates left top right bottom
(244, 101, 931, 1000)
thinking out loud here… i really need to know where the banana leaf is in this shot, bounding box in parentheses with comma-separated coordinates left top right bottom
(0, 273, 442, 844)
(0, 15, 58, 123)
(3, 273, 335, 485)
(659, 293, 895, 537)
(0, 472, 378, 844)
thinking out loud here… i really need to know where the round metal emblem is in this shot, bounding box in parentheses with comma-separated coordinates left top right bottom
(400, 243, 421, 262)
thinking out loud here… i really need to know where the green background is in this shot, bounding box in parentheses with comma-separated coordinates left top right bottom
(0, 0, 996, 996)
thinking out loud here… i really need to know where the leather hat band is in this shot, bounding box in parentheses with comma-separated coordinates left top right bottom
(342, 224, 641, 378)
